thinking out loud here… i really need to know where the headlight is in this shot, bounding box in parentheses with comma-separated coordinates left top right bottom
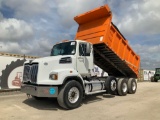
(49, 74, 58, 80)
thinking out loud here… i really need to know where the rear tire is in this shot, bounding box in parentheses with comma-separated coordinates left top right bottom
(105, 76, 117, 95)
(57, 80, 83, 109)
(128, 78, 137, 94)
(151, 76, 154, 82)
(117, 78, 128, 96)
(155, 79, 158, 82)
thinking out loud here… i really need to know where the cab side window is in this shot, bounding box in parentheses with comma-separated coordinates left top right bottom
(79, 43, 90, 56)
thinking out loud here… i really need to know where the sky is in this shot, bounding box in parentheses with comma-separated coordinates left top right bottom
(0, 0, 160, 70)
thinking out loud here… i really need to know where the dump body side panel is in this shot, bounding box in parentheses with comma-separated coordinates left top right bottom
(74, 5, 140, 78)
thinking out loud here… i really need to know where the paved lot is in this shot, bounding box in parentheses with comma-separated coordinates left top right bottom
(0, 82, 160, 120)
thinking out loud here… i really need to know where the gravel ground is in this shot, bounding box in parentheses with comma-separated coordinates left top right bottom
(0, 82, 160, 120)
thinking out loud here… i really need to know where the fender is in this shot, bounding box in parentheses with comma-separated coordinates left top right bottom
(63, 76, 85, 89)
(37, 69, 84, 86)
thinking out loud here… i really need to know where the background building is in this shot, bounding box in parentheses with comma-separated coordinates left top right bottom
(139, 69, 155, 81)
(0, 52, 38, 89)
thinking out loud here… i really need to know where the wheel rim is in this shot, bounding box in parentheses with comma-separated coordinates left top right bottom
(68, 87, 80, 103)
(132, 82, 136, 91)
(122, 82, 127, 93)
(111, 80, 116, 91)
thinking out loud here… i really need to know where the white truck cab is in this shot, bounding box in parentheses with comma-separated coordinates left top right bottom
(22, 40, 94, 85)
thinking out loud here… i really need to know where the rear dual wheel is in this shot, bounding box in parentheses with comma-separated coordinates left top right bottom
(105, 76, 117, 95)
(117, 78, 137, 95)
(128, 78, 137, 94)
(106, 77, 137, 96)
(105, 77, 128, 96)
(117, 78, 128, 96)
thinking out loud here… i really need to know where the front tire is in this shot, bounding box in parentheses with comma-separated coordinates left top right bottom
(57, 80, 83, 109)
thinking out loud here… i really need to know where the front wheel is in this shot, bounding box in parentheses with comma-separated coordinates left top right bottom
(57, 80, 83, 109)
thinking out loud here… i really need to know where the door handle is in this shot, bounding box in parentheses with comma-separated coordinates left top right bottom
(78, 57, 83, 59)
(78, 57, 84, 62)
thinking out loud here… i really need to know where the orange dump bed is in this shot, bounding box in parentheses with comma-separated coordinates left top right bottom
(74, 5, 140, 78)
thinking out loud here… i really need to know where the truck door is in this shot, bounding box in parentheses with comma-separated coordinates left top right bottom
(76, 42, 93, 76)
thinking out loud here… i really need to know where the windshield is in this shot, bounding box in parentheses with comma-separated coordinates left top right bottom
(50, 41, 76, 56)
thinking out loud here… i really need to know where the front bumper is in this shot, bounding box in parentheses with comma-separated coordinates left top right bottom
(21, 84, 58, 97)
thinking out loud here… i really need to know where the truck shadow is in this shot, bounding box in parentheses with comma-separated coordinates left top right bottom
(83, 93, 115, 104)
(23, 97, 62, 111)
(22, 93, 115, 111)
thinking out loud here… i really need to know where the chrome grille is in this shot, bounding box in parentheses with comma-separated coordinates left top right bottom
(23, 63, 38, 83)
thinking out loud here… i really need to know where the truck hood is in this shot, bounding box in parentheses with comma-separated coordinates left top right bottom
(33, 56, 61, 63)
(23, 55, 77, 85)
(24, 55, 76, 76)
(25, 55, 73, 64)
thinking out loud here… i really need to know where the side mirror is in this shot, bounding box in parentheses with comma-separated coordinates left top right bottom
(86, 43, 91, 54)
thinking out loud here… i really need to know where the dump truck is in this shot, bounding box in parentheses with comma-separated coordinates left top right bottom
(151, 68, 160, 82)
(21, 5, 140, 109)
